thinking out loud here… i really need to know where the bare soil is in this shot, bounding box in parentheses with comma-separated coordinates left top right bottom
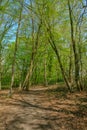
(0, 85, 87, 130)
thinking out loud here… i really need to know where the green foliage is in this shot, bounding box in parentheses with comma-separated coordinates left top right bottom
(0, 0, 87, 90)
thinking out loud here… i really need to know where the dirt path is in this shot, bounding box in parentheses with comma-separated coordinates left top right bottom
(0, 85, 87, 130)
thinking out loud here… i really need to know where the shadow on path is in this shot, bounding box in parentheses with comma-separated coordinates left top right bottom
(0, 87, 87, 130)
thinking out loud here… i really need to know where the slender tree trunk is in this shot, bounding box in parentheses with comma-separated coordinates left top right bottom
(22, 59, 33, 90)
(32, 62, 38, 85)
(22, 0, 36, 90)
(47, 30, 72, 92)
(78, 45, 83, 90)
(22, 20, 42, 90)
(52, 42, 71, 92)
(44, 55, 48, 86)
(68, 43, 73, 86)
(55, 48, 72, 92)
(68, 0, 80, 91)
(9, 2, 23, 96)
(78, 26, 83, 90)
(44, 18, 72, 91)
(48, 52, 53, 83)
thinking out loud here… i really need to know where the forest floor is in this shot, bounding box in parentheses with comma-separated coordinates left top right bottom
(0, 84, 87, 130)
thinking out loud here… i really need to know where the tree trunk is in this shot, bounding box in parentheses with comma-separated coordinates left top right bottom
(44, 17, 72, 91)
(22, 20, 42, 90)
(47, 30, 72, 92)
(68, 0, 81, 91)
(9, 2, 23, 96)
(44, 55, 48, 86)
(48, 52, 53, 83)
(68, 43, 73, 86)
(22, 59, 33, 90)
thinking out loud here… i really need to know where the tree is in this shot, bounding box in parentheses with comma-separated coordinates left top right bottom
(1, 0, 87, 92)
(10, 0, 24, 95)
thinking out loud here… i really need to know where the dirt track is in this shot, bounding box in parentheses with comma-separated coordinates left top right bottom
(0, 86, 87, 130)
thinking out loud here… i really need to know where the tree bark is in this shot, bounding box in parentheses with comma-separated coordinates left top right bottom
(68, 43, 73, 85)
(68, 0, 80, 91)
(10, 1, 23, 96)
(22, 20, 42, 90)
(44, 55, 48, 86)
(22, 0, 42, 90)
(46, 26, 72, 92)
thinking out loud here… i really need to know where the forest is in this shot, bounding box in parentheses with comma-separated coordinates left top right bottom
(0, 0, 87, 130)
